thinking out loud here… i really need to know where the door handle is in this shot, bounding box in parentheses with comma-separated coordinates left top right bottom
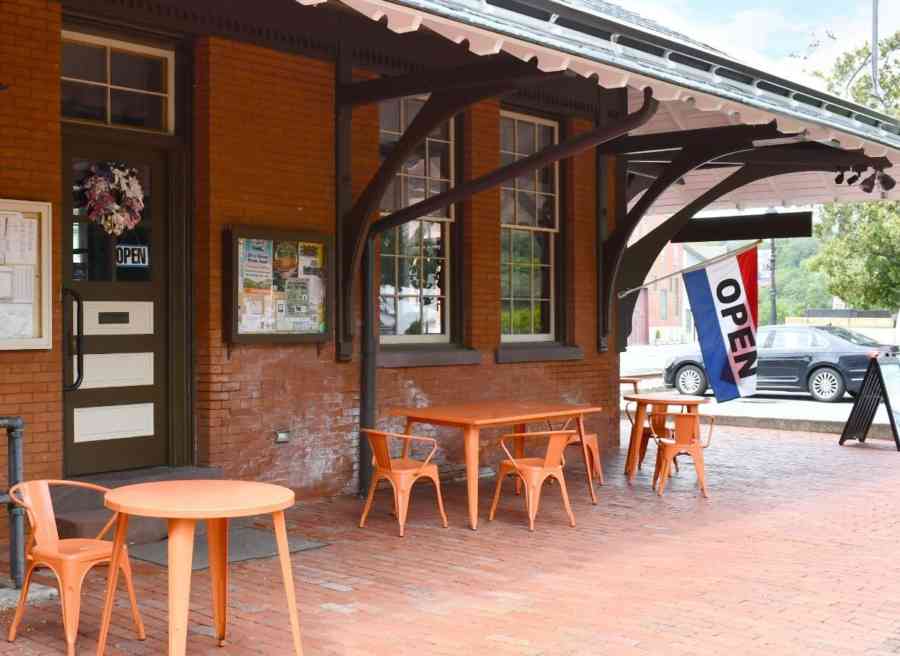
(62, 288, 84, 392)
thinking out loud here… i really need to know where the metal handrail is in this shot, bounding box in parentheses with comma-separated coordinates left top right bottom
(0, 417, 24, 588)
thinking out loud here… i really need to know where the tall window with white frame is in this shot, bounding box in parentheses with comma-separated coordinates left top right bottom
(378, 97, 454, 343)
(500, 112, 558, 342)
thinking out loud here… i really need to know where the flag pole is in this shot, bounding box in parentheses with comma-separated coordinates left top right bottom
(617, 240, 762, 299)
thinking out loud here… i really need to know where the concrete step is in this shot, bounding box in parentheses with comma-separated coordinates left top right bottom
(54, 466, 223, 544)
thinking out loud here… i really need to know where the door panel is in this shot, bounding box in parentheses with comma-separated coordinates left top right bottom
(63, 139, 168, 476)
(762, 329, 813, 388)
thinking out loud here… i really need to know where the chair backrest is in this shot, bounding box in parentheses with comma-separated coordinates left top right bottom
(363, 430, 395, 472)
(10, 480, 59, 549)
(543, 431, 576, 468)
(670, 413, 701, 445)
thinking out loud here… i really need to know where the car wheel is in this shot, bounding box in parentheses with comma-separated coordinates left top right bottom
(675, 364, 707, 396)
(808, 367, 845, 403)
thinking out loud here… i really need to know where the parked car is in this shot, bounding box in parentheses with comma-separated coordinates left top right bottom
(664, 325, 898, 402)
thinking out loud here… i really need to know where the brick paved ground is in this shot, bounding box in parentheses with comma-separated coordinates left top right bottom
(2, 424, 900, 655)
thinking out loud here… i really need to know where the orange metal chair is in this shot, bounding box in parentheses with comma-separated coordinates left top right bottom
(625, 402, 679, 472)
(489, 430, 577, 531)
(545, 418, 604, 487)
(7, 480, 145, 656)
(359, 429, 448, 537)
(649, 412, 716, 497)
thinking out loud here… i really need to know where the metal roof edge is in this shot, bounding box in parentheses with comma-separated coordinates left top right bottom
(343, 0, 900, 158)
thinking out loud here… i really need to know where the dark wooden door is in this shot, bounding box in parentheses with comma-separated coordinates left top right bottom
(62, 138, 169, 476)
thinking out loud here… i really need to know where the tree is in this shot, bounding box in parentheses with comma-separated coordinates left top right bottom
(753, 238, 834, 325)
(808, 31, 900, 312)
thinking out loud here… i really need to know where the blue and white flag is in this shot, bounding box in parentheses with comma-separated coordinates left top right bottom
(683, 247, 759, 402)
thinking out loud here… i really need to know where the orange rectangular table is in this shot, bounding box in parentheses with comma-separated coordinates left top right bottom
(387, 401, 603, 529)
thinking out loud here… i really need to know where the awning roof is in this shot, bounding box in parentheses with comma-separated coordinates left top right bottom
(300, 0, 900, 162)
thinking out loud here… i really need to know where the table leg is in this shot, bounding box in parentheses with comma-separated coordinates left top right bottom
(207, 518, 229, 647)
(626, 402, 647, 481)
(513, 422, 526, 496)
(401, 419, 414, 459)
(463, 427, 480, 530)
(168, 518, 196, 656)
(577, 415, 598, 504)
(96, 513, 128, 656)
(273, 511, 304, 656)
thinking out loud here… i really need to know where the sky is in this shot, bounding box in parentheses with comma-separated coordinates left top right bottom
(632, 0, 900, 92)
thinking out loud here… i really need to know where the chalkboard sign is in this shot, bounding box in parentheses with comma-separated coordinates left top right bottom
(839, 357, 900, 450)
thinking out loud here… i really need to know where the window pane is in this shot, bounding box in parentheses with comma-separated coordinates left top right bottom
(516, 165, 536, 192)
(422, 222, 444, 258)
(404, 98, 424, 128)
(62, 42, 107, 82)
(426, 181, 450, 217)
(379, 296, 397, 335)
(512, 300, 532, 334)
(406, 177, 426, 207)
(501, 300, 512, 334)
(422, 297, 445, 334)
(428, 140, 450, 180)
(538, 125, 554, 150)
(535, 301, 552, 334)
(511, 230, 531, 263)
(516, 192, 536, 226)
(404, 142, 426, 176)
(397, 297, 422, 335)
(62, 81, 107, 122)
(380, 256, 396, 291)
(110, 50, 165, 92)
(517, 121, 535, 155)
(422, 258, 444, 296)
(110, 89, 164, 130)
(501, 228, 511, 264)
(380, 227, 397, 255)
(380, 99, 401, 132)
(501, 264, 510, 298)
(534, 266, 551, 300)
(397, 257, 417, 295)
(380, 177, 400, 213)
(538, 166, 555, 194)
(512, 265, 531, 298)
(533, 232, 551, 265)
(430, 121, 449, 141)
(379, 132, 398, 161)
(501, 117, 515, 152)
(501, 190, 515, 225)
(536, 194, 556, 229)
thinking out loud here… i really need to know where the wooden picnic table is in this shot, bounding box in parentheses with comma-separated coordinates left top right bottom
(387, 401, 603, 530)
(95, 480, 304, 656)
(622, 392, 709, 481)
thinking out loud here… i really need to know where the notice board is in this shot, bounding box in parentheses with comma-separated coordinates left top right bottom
(0, 199, 52, 350)
(226, 226, 332, 344)
(840, 357, 900, 450)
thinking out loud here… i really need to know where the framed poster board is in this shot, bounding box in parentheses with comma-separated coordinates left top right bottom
(226, 226, 332, 344)
(0, 199, 52, 350)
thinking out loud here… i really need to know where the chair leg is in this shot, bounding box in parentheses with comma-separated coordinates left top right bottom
(589, 442, 604, 486)
(395, 481, 411, 538)
(673, 455, 680, 473)
(359, 473, 379, 528)
(526, 481, 543, 532)
(694, 448, 709, 498)
(120, 550, 146, 640)
(554, 473, 576, 528)
(657, 457, 671, 496)
(489, 470, 507, 521)
(652, 449, 663, 489)
(430, 474, 449, 528)
(7, 562, 37, 642)
(638, 434, 649, 470)
(58, 564, 87, 656)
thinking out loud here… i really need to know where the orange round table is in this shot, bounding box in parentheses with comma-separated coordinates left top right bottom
(95, 480, 303, 656)
(622, 392, 709, 481)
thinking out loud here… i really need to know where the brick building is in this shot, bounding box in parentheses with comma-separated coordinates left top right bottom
(1, 0, 898, 504)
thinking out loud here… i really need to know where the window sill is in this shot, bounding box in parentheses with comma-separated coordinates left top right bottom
(495, 343, 584, 364)
(378, 344, 483, 369)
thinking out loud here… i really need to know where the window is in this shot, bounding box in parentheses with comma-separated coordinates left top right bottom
(659, 289, 668, 320)
(770, 329, 812, 349)
(61, 31, 175, 133)
(500, 112, 558, 342)
(378, 97, 454, 343)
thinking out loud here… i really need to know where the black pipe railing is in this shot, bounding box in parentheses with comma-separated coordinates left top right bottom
(0, 417, 24, 588)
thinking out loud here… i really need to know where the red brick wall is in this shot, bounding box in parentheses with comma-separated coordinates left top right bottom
(194, 37, 620, 496)
(0, 0, 63, 488)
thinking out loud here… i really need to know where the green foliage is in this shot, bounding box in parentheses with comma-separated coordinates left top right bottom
(752, 238, 833, 325)
(807, 31, 900, 312)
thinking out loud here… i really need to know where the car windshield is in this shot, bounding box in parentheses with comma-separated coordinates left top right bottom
(817, 325, 881, 347)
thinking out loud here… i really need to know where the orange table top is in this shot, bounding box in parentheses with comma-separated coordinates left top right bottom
(622, 392, 709, 406)
(387, 401, 603, 428)
(105, 480, 295, 520)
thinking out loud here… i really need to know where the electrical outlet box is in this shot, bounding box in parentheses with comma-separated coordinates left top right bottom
(274, 430, 291, 444)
